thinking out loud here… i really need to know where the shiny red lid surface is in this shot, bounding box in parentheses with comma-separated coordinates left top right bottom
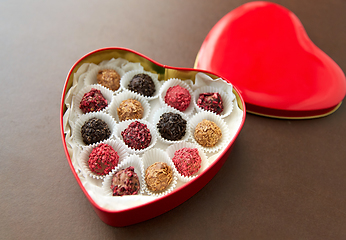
(196, 1, 346, 118)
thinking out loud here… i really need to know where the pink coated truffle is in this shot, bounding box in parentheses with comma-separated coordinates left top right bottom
(111, 166, 140, 196)
(197, 92, 224, 115)
(88, 143, 119, 175)
(79, 88, 108, 114)
(172, 148, 202, 177)
(121, 121, 152, 150)
(164, 85, 191, 111)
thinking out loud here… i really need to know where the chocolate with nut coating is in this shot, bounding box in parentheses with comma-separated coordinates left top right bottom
(194, 119, 222, 147)
(145, 162, 173, 192)
(97, 69, 121, 91)
(117, 99, 144, 122)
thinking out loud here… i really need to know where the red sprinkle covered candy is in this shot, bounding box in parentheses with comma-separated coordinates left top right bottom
(88, 143, 119, 175)
(121, 121, 152, 150)
(164, 85, 191, 111)
(197, 92, 223, 115)
(172, 148, 202, 177)
(79, 88, 108, 114)
(111, 166, 140, 196)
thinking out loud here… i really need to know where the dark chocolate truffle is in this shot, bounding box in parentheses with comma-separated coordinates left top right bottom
(194, 119, 222, 147)
(157, 112, 187, 141)
(121, 121, 152, 150)
(117, 99, 144, 122)
(79, 88, 108, 114)
(111, 166, 140, 196)
(81, 117, 111, 145)
(145, 162, 173, 192)
(128, 73, 155, 97)
(88, 143, 119, 175)
(164, 85, 191, 111)
(197, 92, 224, 115)
(97, 69, 121, 91)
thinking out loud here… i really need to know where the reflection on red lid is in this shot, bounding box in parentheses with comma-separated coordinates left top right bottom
(196, 1, 346, 119)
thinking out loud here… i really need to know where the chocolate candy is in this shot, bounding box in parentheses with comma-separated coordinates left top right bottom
(111, 166, 140, 196)
(88, 143, 119, 175)
(172, 148, 201, 177)
(121, 121, 151, 150)
(79, 88, 108, 114)
(145, 162, 173, 192)
(117, 99, 144, 122)
(157, 112, 186, 141)
(197, 92, 223, 115)
(97, 69, 121, 91)
(194, 119, 222, 147)
(164, 85, 191, 111)
(128, 73, 155, 97)
(81, 118, 111, 145)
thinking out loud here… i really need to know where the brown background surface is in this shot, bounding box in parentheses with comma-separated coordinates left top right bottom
(1, 0, 345, 239)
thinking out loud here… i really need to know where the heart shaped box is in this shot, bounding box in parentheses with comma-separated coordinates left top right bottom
(60, 47, 246, 227)
(195, 1, 346, 119)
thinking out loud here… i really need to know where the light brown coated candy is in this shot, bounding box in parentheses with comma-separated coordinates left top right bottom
(194, 119, 222, 147)
(145, 162, 173, 192)
(117, 99, 144, 122)
(97, 69, 121, 91)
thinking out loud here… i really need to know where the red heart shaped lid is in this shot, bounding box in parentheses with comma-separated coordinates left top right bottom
(195, 1, 346, 119)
